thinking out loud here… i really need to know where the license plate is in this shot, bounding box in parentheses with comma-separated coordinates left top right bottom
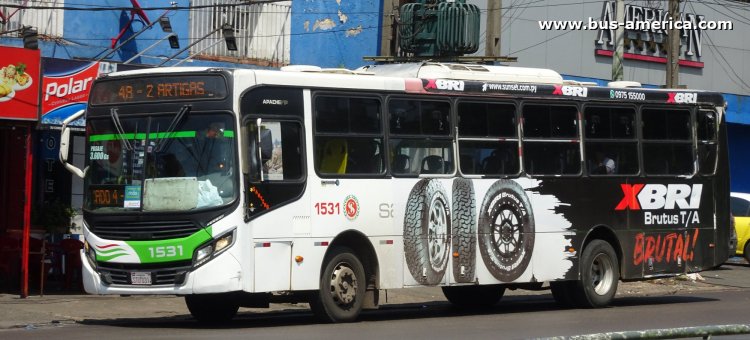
(130, 272, 152, 285)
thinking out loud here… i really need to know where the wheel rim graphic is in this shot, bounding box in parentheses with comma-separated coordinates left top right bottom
(491, 204, 524, 265)
(428, 194, 449, 272)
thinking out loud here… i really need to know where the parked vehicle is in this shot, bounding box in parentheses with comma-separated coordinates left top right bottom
(730, 192, 750, 262)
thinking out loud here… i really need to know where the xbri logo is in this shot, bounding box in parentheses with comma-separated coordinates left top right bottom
(667, 92, 697, 104)
(424, 79, 465, 91)
(553, 85, 588, 97)
(615, 184, 703, 210)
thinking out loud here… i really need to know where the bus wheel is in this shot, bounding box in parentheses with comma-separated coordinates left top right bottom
(550, 281, 576, 308)
(574, 240, 619, 308)
(744, 242, 750, 263)
(185, 293, 239, 323)
(451, 178, 477, 283)
(442, 284, 505, 308)
(404, 179, 451, 285)
(310, 247, 366, 323)
(478, 180, 534, 282)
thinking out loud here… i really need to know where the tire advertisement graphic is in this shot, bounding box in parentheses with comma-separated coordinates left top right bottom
(451, 178, 476, 283)
(404, 179, 451, 285)
(478, 180, 535, 282)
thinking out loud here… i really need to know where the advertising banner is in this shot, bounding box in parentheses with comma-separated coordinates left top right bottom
(41, 58, 102, 127)
(0, 46, 41, 120)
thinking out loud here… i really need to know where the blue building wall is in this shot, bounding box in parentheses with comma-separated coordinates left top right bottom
(0, 0, 266, 69)
(61, 0, 191, 63)
(290, 0, 381, 69)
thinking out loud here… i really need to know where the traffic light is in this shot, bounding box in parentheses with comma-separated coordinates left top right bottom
(22, 26, 38, 50)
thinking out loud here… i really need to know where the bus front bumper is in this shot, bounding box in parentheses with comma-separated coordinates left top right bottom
(80, 249, 243, 295)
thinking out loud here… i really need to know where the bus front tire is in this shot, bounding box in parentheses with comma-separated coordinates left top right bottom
(185, 293, 240, 323)
(744, 242, 750, 263)
(451, 178, 477, 283)
(573, 240, 619, 308)
(310, 247, 366, 323)
(442, 284, 505, 308)
(404, 179, 451, 285)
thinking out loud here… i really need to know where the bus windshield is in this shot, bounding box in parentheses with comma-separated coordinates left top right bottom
(85, 112, 237, 212)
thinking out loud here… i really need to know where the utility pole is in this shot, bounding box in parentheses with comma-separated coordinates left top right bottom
(485, 0, 501, 57)
(380, 0, 397, 56)
(612, 0, 624, 81)
(666, 0, 680, 88)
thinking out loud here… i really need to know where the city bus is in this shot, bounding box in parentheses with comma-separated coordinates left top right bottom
(59, 63, 730, 323)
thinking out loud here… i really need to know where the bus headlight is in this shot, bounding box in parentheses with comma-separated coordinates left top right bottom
(84, 239, 97, 269)
(193, 229, 235, 268)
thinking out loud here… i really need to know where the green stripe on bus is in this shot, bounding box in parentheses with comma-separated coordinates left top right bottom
(89, 130, 234, 142)
(124, 226, 213, 264)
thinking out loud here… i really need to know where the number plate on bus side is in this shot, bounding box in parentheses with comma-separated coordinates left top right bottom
(130, 272, 152, 285)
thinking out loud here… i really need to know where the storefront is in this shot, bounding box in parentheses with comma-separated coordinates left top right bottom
(0, 45, 40, 296)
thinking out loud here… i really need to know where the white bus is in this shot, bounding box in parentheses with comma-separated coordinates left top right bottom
(60, 63, 731, 323)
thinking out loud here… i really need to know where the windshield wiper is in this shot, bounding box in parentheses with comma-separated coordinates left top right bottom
(110, 108, 133, 151)
(155, 105, 191, 152)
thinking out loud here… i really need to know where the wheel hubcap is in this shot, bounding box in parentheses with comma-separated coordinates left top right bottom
(428, 195, 449, 271)
(591, 253, 614, 295)
(330, 263, 357, 306)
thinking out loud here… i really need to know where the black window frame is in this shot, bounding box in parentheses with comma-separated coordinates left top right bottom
(640, 106, 695, 177)
(312, 92, 387, 178)
(697, 108, 719, 176)
(456, 99, 520, 177)
(520, 102, 582, 177)
(387, 96, 455, 177)
(582, 104, 640, 177)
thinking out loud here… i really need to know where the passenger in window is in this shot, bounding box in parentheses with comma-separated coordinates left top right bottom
(593, 151, 616, 174)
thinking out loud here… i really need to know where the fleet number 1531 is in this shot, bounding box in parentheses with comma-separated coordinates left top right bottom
(148, 245, 184, 258)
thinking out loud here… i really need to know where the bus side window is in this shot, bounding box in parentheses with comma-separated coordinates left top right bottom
(584, 106, 638, 176)
(388, 98, 453, 177)
(523, 104, 580, 176)
(456, 101, 518, 176)
(697, 110, 718, 175)
(642, 107, 693, 176)
(314, 95, 384, 176)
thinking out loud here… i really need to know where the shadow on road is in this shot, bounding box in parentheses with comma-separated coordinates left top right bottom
(77, 293, 717, 330)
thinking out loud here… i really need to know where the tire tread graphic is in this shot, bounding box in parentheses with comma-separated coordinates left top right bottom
(404, 179, 450, 285)
(451, 178, 476, 283)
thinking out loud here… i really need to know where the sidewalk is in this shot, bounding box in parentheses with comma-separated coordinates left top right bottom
(1, 260, 748, 330)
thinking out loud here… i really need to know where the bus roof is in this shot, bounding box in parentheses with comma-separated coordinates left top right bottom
(99, 64, 725, 107)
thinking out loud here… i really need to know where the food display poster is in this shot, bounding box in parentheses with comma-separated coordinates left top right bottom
(0, 46, 41, 121)
(41, 58, 101, 127)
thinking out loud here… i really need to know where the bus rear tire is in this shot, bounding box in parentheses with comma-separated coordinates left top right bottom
(573, 240, 619, 308)
(310, 247, 366, 323)
(185, 293, 240, 323)
(441, 284, 505, 308)
(744, 242, 750, 263)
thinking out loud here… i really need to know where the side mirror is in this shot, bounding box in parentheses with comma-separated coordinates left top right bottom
(60, 109, 88, 178)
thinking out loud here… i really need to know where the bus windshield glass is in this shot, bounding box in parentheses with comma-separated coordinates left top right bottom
(85, 112, 237, 212)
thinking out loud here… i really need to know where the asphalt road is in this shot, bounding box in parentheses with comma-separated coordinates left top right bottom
(4, 286, 749, 339)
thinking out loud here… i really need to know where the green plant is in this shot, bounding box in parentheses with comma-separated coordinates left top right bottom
(31, 200, 76, 234)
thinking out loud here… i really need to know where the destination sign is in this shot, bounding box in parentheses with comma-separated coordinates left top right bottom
(90, 75, 227, 105)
